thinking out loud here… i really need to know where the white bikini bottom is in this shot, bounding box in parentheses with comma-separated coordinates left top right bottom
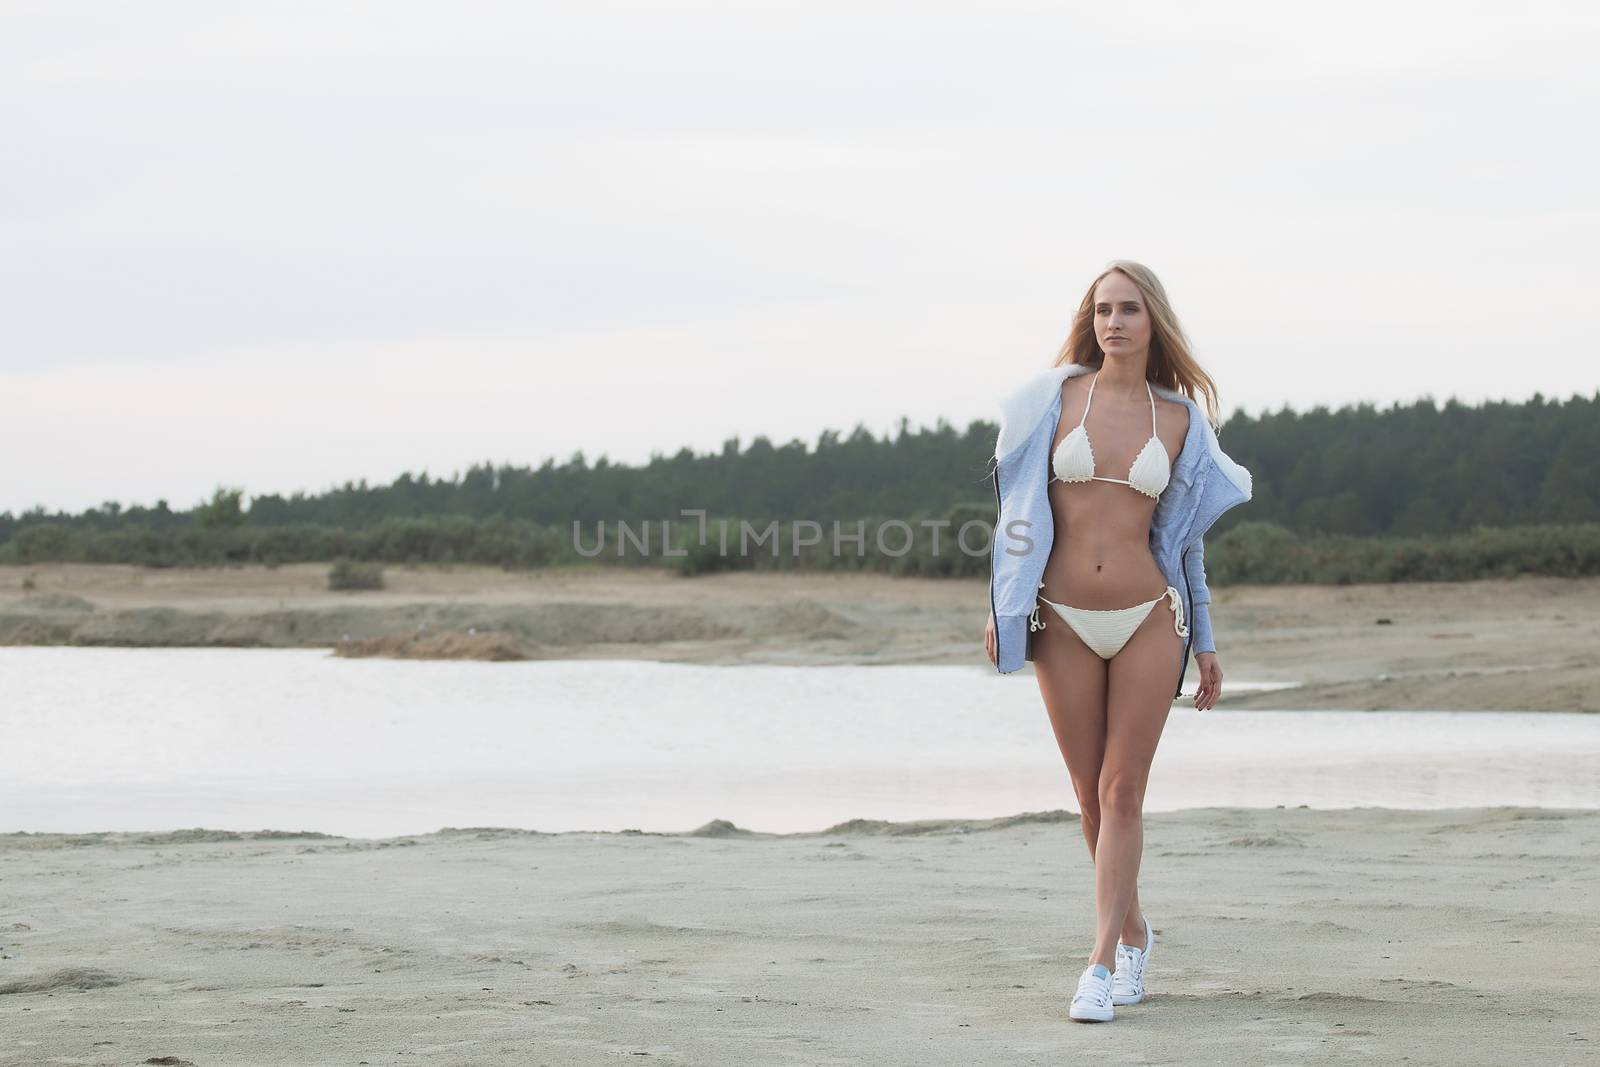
(1028, 584, 1188, 660)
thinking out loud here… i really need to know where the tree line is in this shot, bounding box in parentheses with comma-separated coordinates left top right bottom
(2, 389, 1597, 581)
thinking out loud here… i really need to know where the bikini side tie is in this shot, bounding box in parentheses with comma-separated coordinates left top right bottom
(1164, 585, 1189, 638)
(1028, 580, 1047, 632)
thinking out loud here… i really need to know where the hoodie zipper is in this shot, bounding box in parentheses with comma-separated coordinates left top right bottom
(1176, 542, 1194, 698)
(989, 462, 1002, 670)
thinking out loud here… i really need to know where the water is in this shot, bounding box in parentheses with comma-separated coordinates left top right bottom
(2, 648, 1597, 838)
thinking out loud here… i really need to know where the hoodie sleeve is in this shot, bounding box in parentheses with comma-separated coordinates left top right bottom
(1184, 535, 1216, 655)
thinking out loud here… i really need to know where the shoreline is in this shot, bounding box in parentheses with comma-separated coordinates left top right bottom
(5, 800, 1597, 845)
(3, 563, 1598, 712)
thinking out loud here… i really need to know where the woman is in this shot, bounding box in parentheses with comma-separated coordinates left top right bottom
(983, 260, 1253, 1022)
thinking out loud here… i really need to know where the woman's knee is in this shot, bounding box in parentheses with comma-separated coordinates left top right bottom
(1097, 770, 1144, 820)
(1070, 778, 1101, 821)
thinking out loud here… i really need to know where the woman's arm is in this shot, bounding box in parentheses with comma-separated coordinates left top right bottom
(1184, 535, 1224, 711)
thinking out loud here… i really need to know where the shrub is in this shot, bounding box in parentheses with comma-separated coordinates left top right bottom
(328, 558, 385, 591)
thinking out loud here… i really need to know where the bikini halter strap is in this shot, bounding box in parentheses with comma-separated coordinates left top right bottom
(1080, 371, 1157, 434)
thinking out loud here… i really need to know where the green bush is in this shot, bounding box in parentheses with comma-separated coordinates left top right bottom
(328, 558, 385, 591)
(1209, 521, 1308, 584)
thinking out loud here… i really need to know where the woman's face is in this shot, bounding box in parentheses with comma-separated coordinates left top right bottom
(1093, 273, 1152, 360)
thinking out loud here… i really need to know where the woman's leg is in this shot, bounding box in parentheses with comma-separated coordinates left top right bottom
(1032, 619, 1107, 858)
(1089, 596, 1186, 969)
(1033, 605, 1152, 948)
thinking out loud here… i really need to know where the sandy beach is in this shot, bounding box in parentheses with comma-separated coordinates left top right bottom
(2, 806, 1595, 1065)
(4, 564, 1596, 1063)
(3, 563, 1598, 711)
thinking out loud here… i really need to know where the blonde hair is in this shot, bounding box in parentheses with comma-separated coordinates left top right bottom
(1052, 260, 1222, 431)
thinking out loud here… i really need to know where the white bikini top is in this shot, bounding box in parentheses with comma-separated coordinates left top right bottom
(1050, 372, 1172, 499)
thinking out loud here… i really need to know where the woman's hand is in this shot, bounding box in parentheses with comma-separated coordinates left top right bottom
(984, 611, 997, 667)
(1193, 652, 1223, 711)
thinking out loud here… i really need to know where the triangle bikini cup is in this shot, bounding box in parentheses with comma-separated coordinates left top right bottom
(1050, 371, 1172, 499)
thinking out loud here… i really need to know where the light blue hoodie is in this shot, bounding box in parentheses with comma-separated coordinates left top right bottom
(988, 362, 1253, 694)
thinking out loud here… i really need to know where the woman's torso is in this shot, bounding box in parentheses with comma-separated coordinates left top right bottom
(1041, 374, 1191, 608)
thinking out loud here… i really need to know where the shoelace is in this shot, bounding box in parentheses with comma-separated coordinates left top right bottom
(1113, 944, 1144, 988)
(1073, 968, 1112, 1008)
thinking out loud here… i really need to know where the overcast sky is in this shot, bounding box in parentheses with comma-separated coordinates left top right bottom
(3, 2, 1596, 514)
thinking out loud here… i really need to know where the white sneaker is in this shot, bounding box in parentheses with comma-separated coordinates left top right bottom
(1069, 963, 1115, 1022)
(1112, 916, 1154, 1005)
